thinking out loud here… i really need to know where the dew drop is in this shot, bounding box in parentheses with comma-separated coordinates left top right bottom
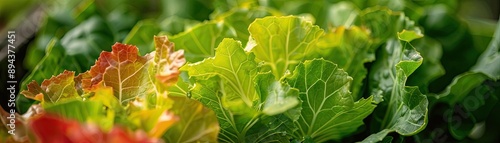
(187, 91, 192, 98)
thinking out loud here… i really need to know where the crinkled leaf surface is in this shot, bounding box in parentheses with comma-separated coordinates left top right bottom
(407, 37, 445, 93)
(181, 38, 258, 109)
(314, 26, 375, 98)
(82, 43, 152, 105)
(285, 59, 375, 142)
(21, 70, 79, 104)
(18, 35, 220, 142)
(364, 30, 428, 142)
(183, 38, 300, 142)
(150, 36, 186, 94)
(248, 16, 324, 78)
(21, 39, 82, 91)
(190, 76, 295, 143)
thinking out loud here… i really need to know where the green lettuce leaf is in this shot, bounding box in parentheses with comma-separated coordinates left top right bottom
(313, 26, 375, 99)
(183, 38, 299, 142)
(364, 30, 428, 142)
(407, 37, 445, 93)
(44, 99, 104, 123)
(285, 59, 375, 142)
(248, 16, 324, 78)
(255, 72, 299, 116)
(170, 7, 276, 63)
(356, 8, 421, 45)
(163, 96, 219, 143)
(170, 21, 237, 63)
(213, 7, 278, 44)
(191, 76, 296, 143)
(181, 38, 258, 109)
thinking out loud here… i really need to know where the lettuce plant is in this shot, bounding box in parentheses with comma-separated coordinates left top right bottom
(2, 0, 500, 143)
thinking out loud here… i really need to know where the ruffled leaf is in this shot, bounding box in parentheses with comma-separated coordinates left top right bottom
(21, 70, 79, 103)
(313, 26, 376, 98)
(183, 38, 299, 142)
(181, 38, 258, 109)
(81, 43, 152, 105)
(152, 36, 186, 87)
(285, 59, 375, 142)
(248, 16, 324, 78)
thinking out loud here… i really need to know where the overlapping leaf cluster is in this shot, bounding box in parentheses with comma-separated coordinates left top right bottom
(2, 36, 219, 143)
(171, 4, 431, 142)
(3, 0, 500, 143)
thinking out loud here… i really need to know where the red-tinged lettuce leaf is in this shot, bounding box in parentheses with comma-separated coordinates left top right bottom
(151, 36, 186, 90)
(16, 35, 218, 142)
(81, 43, 153, 105)
(78, 35, 187, 106)
(28, 113, 163, 143)
(21, 70, 80, 104)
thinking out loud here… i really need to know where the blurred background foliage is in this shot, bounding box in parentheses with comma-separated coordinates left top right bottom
(0, 0, 499, 142)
